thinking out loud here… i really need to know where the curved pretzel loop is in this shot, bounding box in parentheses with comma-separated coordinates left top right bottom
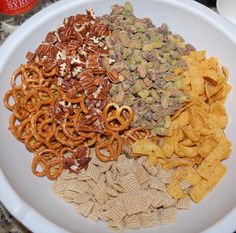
(25, 134, 42, 152)
(96, 129, 122, 162)
(43, 67, 58, 77)
(102, 103, 134, 132)
(31, 149, 63, 180)
(124, 127, 151, 146)
(31, 110, 50, 143)
(11, 64, 44, 90)
(17, 118, 32, 140)
(4, 90, 19, 110)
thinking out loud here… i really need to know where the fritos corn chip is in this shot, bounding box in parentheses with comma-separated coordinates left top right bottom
(131, 139, 165, 159)
(162, 140, 175, 158)
(148, 155, 167, 166)
(189, 163, 226, 203)
(197, 138, 231, 179)
(164, 51, 231, 203)
(180, 166, 202, 186)
(162, 158, 193, 171)
(198, 136, 218, 158)
(167, 181, 186, 200)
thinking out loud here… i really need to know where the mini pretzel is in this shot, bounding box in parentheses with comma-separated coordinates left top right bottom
(124, 127, 151, 146)
(45, 134, 62, 150)
(102, 103, 134, 132)
(78, 131, 97, 147)
(24, 134, 42, 152)
(38, 117, 56, 139)
(55, 126, 83, 148)
(31, 110, 50, 143)
(46, 159, 64, 179)
(96, 129, 122, 162)
(43, 67, 58, 77)
(23, 87, 55, 113)
(9, 114, 20, 138)
(23, 91, 41, 113)
(4, 90, 19, 110)
(11, 65, 27, 90)
(62, 121, 84, 141)
(13, 102, 29, 121)
(11, 64, 43, 90)
(32, 149, 63, 180)
(17, 118, 32, 140)
(36, 87, 55, 106)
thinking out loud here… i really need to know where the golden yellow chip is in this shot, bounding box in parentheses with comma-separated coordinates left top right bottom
(203, 69, 220, 84)
(206, 108, 228, 130)
(198, 136, 218, 158)
(222, 66, 229, 79)
(175, 143, 198, 158)
(181, 166, 202, 186)
(167, 181, 186, 200)
(148, 155, 166, 166)
(171, 111, 190, 129)
(163, 158, 193, 171)
(190, 155, 204, 166)
(131, 139, 165, 158)
(182, 126, 200, 143)
(180, 139, 195, 147)
(189, 107, 207, 130)
(147, 155, 159, 166)
(189, 163, 226, 203)
(197, 138, 231, 179)
(162, 139, 175, 158)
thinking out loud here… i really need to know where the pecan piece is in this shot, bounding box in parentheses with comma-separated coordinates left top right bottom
(64, 157, 75, 169)
(64, 16, 75, 26)
(92, 67, 107, 75)
(66, 87, 77, 99)
(107, 69, 119, 84)
(36, 44, 50, 57)
(77, 156, 91, 169)
(26, 51, 35, 61)
(87, 53, 99, 69)
(74, 146, 90, 158)
(68, 40, 80, 51)
(42, 58, 57, 72)
(45, 32, 58, 44)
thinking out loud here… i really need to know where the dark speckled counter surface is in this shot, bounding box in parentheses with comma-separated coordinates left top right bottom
(1, 1, 231, 233)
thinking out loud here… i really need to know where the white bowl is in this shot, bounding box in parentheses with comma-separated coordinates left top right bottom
(0, 0, 236, 233)
(217, 0, 236, 26)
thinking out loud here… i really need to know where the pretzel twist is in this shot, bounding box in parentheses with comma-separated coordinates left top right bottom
(96, 129, 122, 162)
(32, 149, 63, 180)
(102, 103, 133, 132)
(124, 127, 151, 146)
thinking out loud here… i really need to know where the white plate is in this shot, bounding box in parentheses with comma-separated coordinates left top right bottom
(0, 0, 236, 233)
(217, 0, 236, 26)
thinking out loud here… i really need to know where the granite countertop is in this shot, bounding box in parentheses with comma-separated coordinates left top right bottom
(0, 1, 223, 233)
(0, 0, 59, 45)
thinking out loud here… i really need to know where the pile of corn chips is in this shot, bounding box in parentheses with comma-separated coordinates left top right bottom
(131, 51, 232, 203)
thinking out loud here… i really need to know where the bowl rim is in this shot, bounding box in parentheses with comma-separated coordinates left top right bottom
(0, 0, 236, 233)
(216, 0, 236, 26)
